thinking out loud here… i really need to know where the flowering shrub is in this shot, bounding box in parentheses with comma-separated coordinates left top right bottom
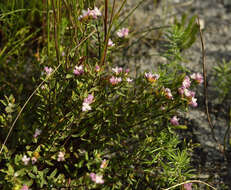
(0, 0, 202, 189)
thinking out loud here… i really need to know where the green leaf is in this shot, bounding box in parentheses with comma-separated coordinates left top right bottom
(15, 169, 26, 176)
(49, 168, 57, 178)
(5, 106, 13, 113)
(172, 125, 188, 130)
(8, 164, 14, 175)
(66, 74, 73, 79)
(45, 160, 54, 166)
(28, 172, 36, 179)
(72, 128, 87, 138)
(116, 91, 126, 97)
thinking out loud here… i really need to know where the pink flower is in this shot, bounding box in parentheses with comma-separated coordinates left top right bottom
(82, 103, 92, 112)
(145, 72, 160, 83)
(164, 88, 173, 100)
(95, 65, 100, 72)
(92, 7, 102, 18)
(182, 76, 191, 88)
(84, 94, 94, 104)
(33, 128, 42, 138)
(73, 65, 84, 75)
(108, 39, 115, 47)
(57, 151, 65, 162)
(44, 66, 53, 75)
(109, 76, 122, 85)
(183, 183, 192, 190)
(189, 91, 195, 97)
(82, 94, 94, 112)
(90, 173, 104, 184)
(21, 185, 29, 190)
(190, 73, 203, 84)
(31, 157, 37, 164)
(184, 89, 195, 98)
(112, 66, 123, 75)
(100, 159, 108, 169)
(117, 28, 129, 38)
(170, 116, 179, 126)
(125, 68, 130, 74)
(41, 85, 46, 90)
(79, 9, 90, 20)
(90, 172, 96, 180)
(189, 97, 197, 107)
(22, 155, 30, 165)
(178, 86, 185, 95)
(126, 78, 133, 83)
(183, 89, 196, 99)
(79, 7, 101, 20)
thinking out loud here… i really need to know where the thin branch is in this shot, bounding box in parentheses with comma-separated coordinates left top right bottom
(51, 0, 60, 64)
(96, 22, 101, 59)
(100, 0, 127, 65)
(197, 17, 220, 146)
(104, 0, 108, 42)
(223, 106, 231, 158)
(109, 0, 116, 27)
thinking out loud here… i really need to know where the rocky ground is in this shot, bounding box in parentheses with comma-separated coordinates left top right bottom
(116, 0, 231, 189)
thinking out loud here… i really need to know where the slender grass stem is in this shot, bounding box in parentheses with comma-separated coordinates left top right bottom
(100, 0, 127, 65)
(104, 0, 108, 43)
(197, 17, 222, 150)
(47, 0, 50, 57)
(51, 0, 60, 64)
(223, 107, 231, 158)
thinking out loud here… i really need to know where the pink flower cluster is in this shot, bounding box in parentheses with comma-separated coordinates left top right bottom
(108, 39, 115, 47)
(190, 73, 203, 84)
(44, 66, 53, 75)
(33, 128, 42, 138)
(164, 88, 173, 100)
(82, 94, 94, 112)
(79, 7, 101, 21)
(145, 72, 160, 83)
(73, 65, 84, 75)
(22, 155, 30, 165)
(178, 76, 197, 107)
(89, 159, 108, 184)
(22, 155, 37, 165)
(109, 76, 122, 85)
(89, 173, 104, 184)
(170, 116, 179, 126)
(182, 76, 191, 88)
(109, 67, 132, 85)
(95, 65, 100, 72)
(112, 66, 123, 75)
(117, 28, 129, 38)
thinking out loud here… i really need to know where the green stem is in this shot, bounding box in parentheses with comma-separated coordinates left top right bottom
(47, 0, 50, 57)
(51, 0, 60, 64)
